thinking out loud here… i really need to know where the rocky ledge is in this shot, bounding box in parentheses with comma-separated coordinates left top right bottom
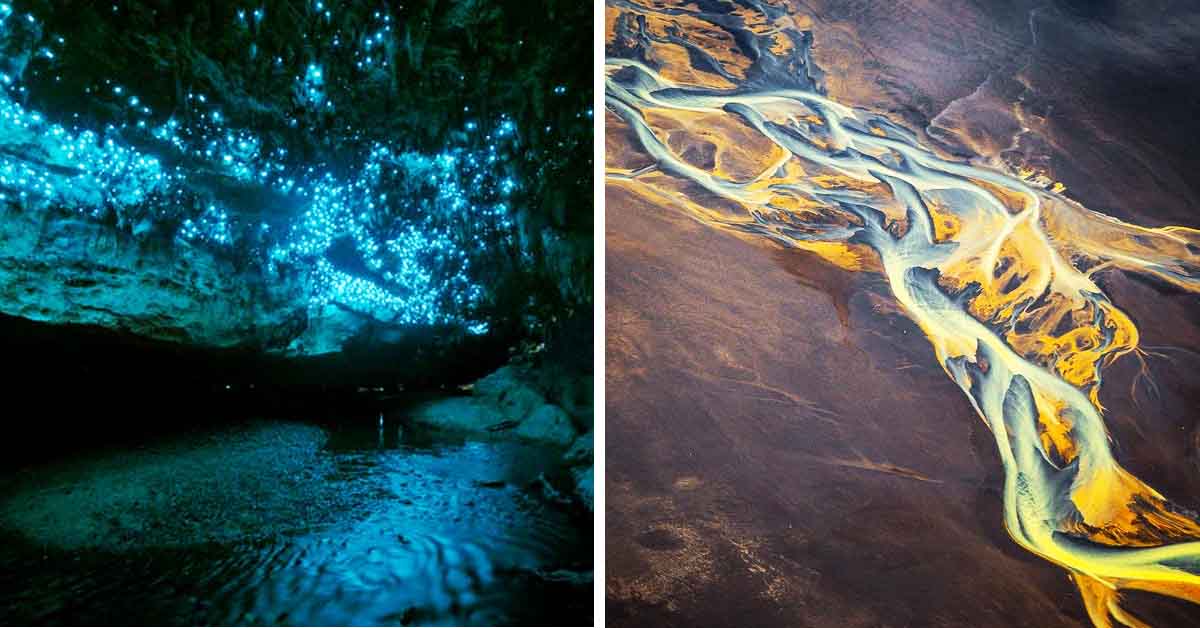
(399, 361, 594, 512)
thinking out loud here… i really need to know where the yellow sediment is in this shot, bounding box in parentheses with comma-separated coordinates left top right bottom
(605, 1, 1200, 625)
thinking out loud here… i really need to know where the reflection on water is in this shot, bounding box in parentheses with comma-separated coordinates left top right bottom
(0, 419, 590, 626)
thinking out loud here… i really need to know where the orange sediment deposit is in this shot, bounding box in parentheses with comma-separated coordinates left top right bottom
(606, 1, 1200, 625)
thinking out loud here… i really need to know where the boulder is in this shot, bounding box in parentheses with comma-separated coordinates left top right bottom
(408, 397, 506, 434)
(472, 365, 527, 397)
(563, 432, 594, 511)
(406, 368, 584, 450)
(564, 375, 595, 432)
(515, 404, 576, 447)
(572, 466, 594, 512)
(564, 431, 593, 465)
(474, 365, 548, 421)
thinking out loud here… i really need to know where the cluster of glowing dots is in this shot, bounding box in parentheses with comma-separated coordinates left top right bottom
(355, 9, 393, 71)
(179, 205, 233, 247)
(0, 90, 174, 217)
(298, 63, 328, 109)
(270, 124, 522, 327)
(147, 93, 291, 187)
(0, 7, 526, 333)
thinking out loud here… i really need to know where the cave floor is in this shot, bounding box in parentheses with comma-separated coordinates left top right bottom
(0, 418, 590, 626)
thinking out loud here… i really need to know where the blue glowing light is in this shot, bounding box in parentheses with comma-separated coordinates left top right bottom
(298, 63, 327, 108)
(0, 9, 520, 334)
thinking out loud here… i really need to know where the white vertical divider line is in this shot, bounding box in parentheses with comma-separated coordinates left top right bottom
(592, 1, 606, 626)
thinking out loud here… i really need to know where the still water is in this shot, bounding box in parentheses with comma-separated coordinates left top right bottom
(0, 418, 590, 625)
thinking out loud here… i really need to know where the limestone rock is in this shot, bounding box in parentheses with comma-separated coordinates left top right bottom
(514, 403, 576, 447)
(408, 397, 506, 434)
(572, 466, 594, 513)
(562, 431, 594, 511)
(564, 431, 593, 465)
(474, 365, 548, 421)
(0, 210, 308, 351)
(562, 375, 594, 433)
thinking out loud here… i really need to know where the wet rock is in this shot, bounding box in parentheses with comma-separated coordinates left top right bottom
(539, 368, 594, 432)
(531, 474, 575, 507)
(285, 305, 369, 356)
(536, 568, 593, 585)
(410, 362, 590, 450)
(472, 365, 526, 397)
(515, 404, 576, 447)
(473, 365, 548, 421)
(572, 466, 594, 513)
(562, 431, 594, 510)
(564, 431, 593, 465)
(566, 432, 595, 511)
(0, 210, 305, 351)
(407, 398, 505, 436)
(563, 382, 594, 433)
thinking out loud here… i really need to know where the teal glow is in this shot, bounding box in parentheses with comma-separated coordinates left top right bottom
(0, 9, 525, 334)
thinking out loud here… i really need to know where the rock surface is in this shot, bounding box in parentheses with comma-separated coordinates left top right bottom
(0, 0, 592, 362)
(565, 431, 595, 512)
(0, 208, 306, 351)
(408, 397, 507, 434)
(516, 404, 576, 448)
(404, 360, 594, 509)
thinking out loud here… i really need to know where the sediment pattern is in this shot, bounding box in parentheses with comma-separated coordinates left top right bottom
(606, 1, 1200, 625)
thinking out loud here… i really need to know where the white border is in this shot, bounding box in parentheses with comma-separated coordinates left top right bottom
(592, 1, 606, 626)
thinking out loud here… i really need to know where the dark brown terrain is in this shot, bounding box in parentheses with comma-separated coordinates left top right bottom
(605, 1, 1200, 626)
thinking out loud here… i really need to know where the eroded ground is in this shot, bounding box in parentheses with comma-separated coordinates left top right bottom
(605, 1, 1200, 626)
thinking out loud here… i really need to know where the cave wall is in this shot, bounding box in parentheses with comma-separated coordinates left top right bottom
(0, 0, 592, 359)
